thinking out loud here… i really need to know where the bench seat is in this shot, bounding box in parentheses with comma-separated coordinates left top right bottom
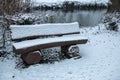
(13, 35, 88, 54)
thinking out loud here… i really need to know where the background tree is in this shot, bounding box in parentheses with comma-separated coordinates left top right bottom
(0, 0, 22, 56)
(0, 0, 22, 16)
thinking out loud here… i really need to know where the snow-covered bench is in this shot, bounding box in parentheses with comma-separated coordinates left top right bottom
(11, 22, 88, 64)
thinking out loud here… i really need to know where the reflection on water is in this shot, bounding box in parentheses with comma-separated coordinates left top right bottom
(38, 9, 107, 27)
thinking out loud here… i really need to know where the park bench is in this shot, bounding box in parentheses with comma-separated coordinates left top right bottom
(10, 22, 88, 64)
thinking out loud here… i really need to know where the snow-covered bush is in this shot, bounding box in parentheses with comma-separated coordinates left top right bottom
(11, 13, 54, 25)
(32, 0, 109, 10)
(102, 11, 120, 31)
(0, 17, 13, 57)
(107, 22, 118, 31)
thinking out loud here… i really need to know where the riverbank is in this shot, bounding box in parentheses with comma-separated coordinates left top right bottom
(32, 0, 111, 10)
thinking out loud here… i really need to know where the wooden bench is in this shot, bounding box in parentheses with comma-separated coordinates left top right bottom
(11, 22, 88, 64)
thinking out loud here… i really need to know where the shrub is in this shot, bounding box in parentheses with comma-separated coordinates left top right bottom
(107, 22, 118, 31)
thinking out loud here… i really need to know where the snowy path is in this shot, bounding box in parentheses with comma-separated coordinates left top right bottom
(0, 24, 120, 80)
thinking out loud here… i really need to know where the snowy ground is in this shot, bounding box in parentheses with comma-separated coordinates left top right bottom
(0, 22, 120, 80)
(33, 0, 110, 7)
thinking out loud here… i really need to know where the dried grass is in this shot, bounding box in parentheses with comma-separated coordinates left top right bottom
(0, 0, 22, 15)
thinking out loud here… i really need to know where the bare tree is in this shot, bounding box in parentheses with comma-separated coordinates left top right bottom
(2, 0, 22, 15)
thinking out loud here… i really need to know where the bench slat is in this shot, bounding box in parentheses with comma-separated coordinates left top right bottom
(13, 36, 88, 54)
(12, 32, 80, 42)
(11, 22, 80, 41)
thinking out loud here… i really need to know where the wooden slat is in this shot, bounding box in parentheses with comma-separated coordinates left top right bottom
(11, 22, 80, 41)
(12, 32, 80, 42)
(13, 39, 88, 54)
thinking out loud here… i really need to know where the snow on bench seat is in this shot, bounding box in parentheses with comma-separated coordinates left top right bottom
(10, 22, 80, 41)
(13, 35, 88, 54)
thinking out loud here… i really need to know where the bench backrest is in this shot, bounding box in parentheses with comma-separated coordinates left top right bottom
(10, 22, 80, 41)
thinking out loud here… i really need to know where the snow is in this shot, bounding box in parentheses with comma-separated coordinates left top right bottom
(10, 22, 79, 39)
(0, 23, 120, 80)
(13, 35, 87, 49)
(33, 0, 110, 7)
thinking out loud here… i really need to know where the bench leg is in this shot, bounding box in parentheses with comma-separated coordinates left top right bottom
(40, 48, 60, 63)
(21, 51, 42, 65)
(61, 45, 80, 58)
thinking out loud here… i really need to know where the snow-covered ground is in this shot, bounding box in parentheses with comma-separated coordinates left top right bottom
(0, 22, 120, 80)
(33, 0, 111, 7)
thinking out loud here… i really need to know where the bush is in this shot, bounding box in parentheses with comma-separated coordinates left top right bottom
(17, 18, 34, 25)
(107, 22, 118, 31)
(49, 16, 55, 23)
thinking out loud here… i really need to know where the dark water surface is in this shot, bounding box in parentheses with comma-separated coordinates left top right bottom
(33, 9, 107, 27)
(32, 0, 120, 27)
(50, 10, 107, 26)
(25, 0, 120, 27)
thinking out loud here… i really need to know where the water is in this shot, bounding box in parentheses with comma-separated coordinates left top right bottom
(33, 9, 107, 27)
